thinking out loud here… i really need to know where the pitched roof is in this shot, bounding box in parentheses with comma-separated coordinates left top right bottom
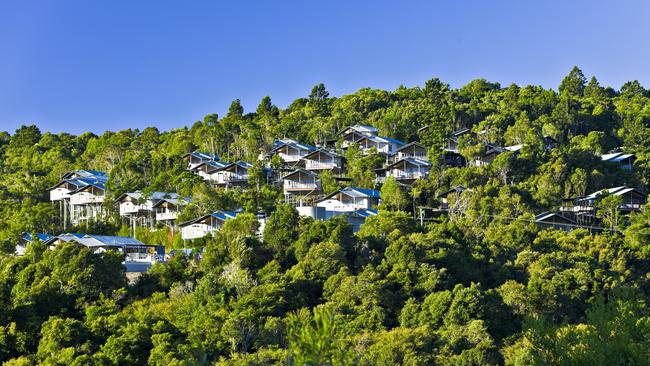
(271, 139, 317, 153)
(22, 233, 55, 243)
(72, 234, 146, 247)
(346, 187, 381, 198)
(581, 186, 646, 201)
(483, 144, 506, 155)
(318, 186, 381, 202)
(210, 210, 238, 221)
(451, 128, 470, 137)
(273, 138, 299, 149)
(396, 141, 427, 152)
(601, 152, 636, 163)
(302, 148, 342, 159)
(356, 134, 405, 147)
(339, 124, 378, 136)
(387, 157, 432, 169)
(280, 169, 318, 180)
(192, 160, 229, 172)
(151, 196, 192, 208)
(203, 161, 253, 173)
(69, 181, 106, 194)
(225, 161, 253, 169)
(49, 170, 109, 191)
(184, 151, 219, 161)
(437, 186, 467, 198)
(57, 233, 86, 241)
(350, 208, 379, 218)
(535, 211, 576, 224)
(61, 170, 108, 180)
(179, 210, 238, 227)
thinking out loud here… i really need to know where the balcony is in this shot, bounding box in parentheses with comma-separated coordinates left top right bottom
(125, 252, 156, 263)
(197, 171, 214, 181)
(390, 171, 429, 180)
(156, 211, 178, 221)
(319, 203, 364, 212)
(560, 205, 594, 213)
(284, 180, 320, 192)
(397, 153, 428, 160)
(620, 203, 644, 211)
(305, 161, 339, 170)
(560, 202, 643, 213)
(182, 226, 211, 240)
(50, 188, 71, 202)
(119, 203, 151, 216)
(70, 193, 104, 205)
(224, 173, 248, 182)
(317, 199, 368, 213)
(215, 173, 249, 185)
(181, 224, 221, 240)
(279, 153, 306, 163)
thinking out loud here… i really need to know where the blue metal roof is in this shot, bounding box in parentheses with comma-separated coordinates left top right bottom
(271, 139, 317, 152)
(51, 170, 109, 191)
(226, 161, 253, 169)
(380, 136, 406, 146)
(346, 187, 381, 198)
(180, 210, 239, 227)
(22, 233, 54, 242)
(210, 210, 238, 221)
(352, 208, 379, 218)
(81, 170, 108, 177)
(206, 161, 228, 168)
(189, 151, 219, 161)
(82, 235, 144, 245)
(64, 170, 108, 180)
(26, 233, 149, 248)
(340, 125, 379, 135)
(70, 181, 106, 193)
(358, 134, 405, 147)
(77, 175, 108, 184)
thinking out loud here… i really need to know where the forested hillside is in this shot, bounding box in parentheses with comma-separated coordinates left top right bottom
(2, 67, 650, 364)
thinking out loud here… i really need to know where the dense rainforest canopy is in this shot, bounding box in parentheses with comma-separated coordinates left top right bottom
(2, 67, 650, 364)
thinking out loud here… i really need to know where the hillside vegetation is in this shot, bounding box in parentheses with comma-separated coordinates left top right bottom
(2, 67, 650, 364)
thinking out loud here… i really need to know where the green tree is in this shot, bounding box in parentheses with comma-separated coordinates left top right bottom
(287, 306, 358, 366)
(380, 176, 409, 211)
(596, 192, 623, 230)
(559, 66, 587, 97)
(263, 204, 300, 266)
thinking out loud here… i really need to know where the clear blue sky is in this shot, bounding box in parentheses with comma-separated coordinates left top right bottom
(1, 0, 649, 135)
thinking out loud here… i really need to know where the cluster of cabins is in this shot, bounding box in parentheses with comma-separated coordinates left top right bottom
(40, 124, 643, 251)
(48, 170, 109, 227)
(540, 186, 646, 230)
(176, 188, 381, 241)
(48, 171, 191, 231)
(436, 184, 647, 231)
(17, 232, 165, 272)
(186, 125, 428, 204)
(116, 191, 191, 229)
